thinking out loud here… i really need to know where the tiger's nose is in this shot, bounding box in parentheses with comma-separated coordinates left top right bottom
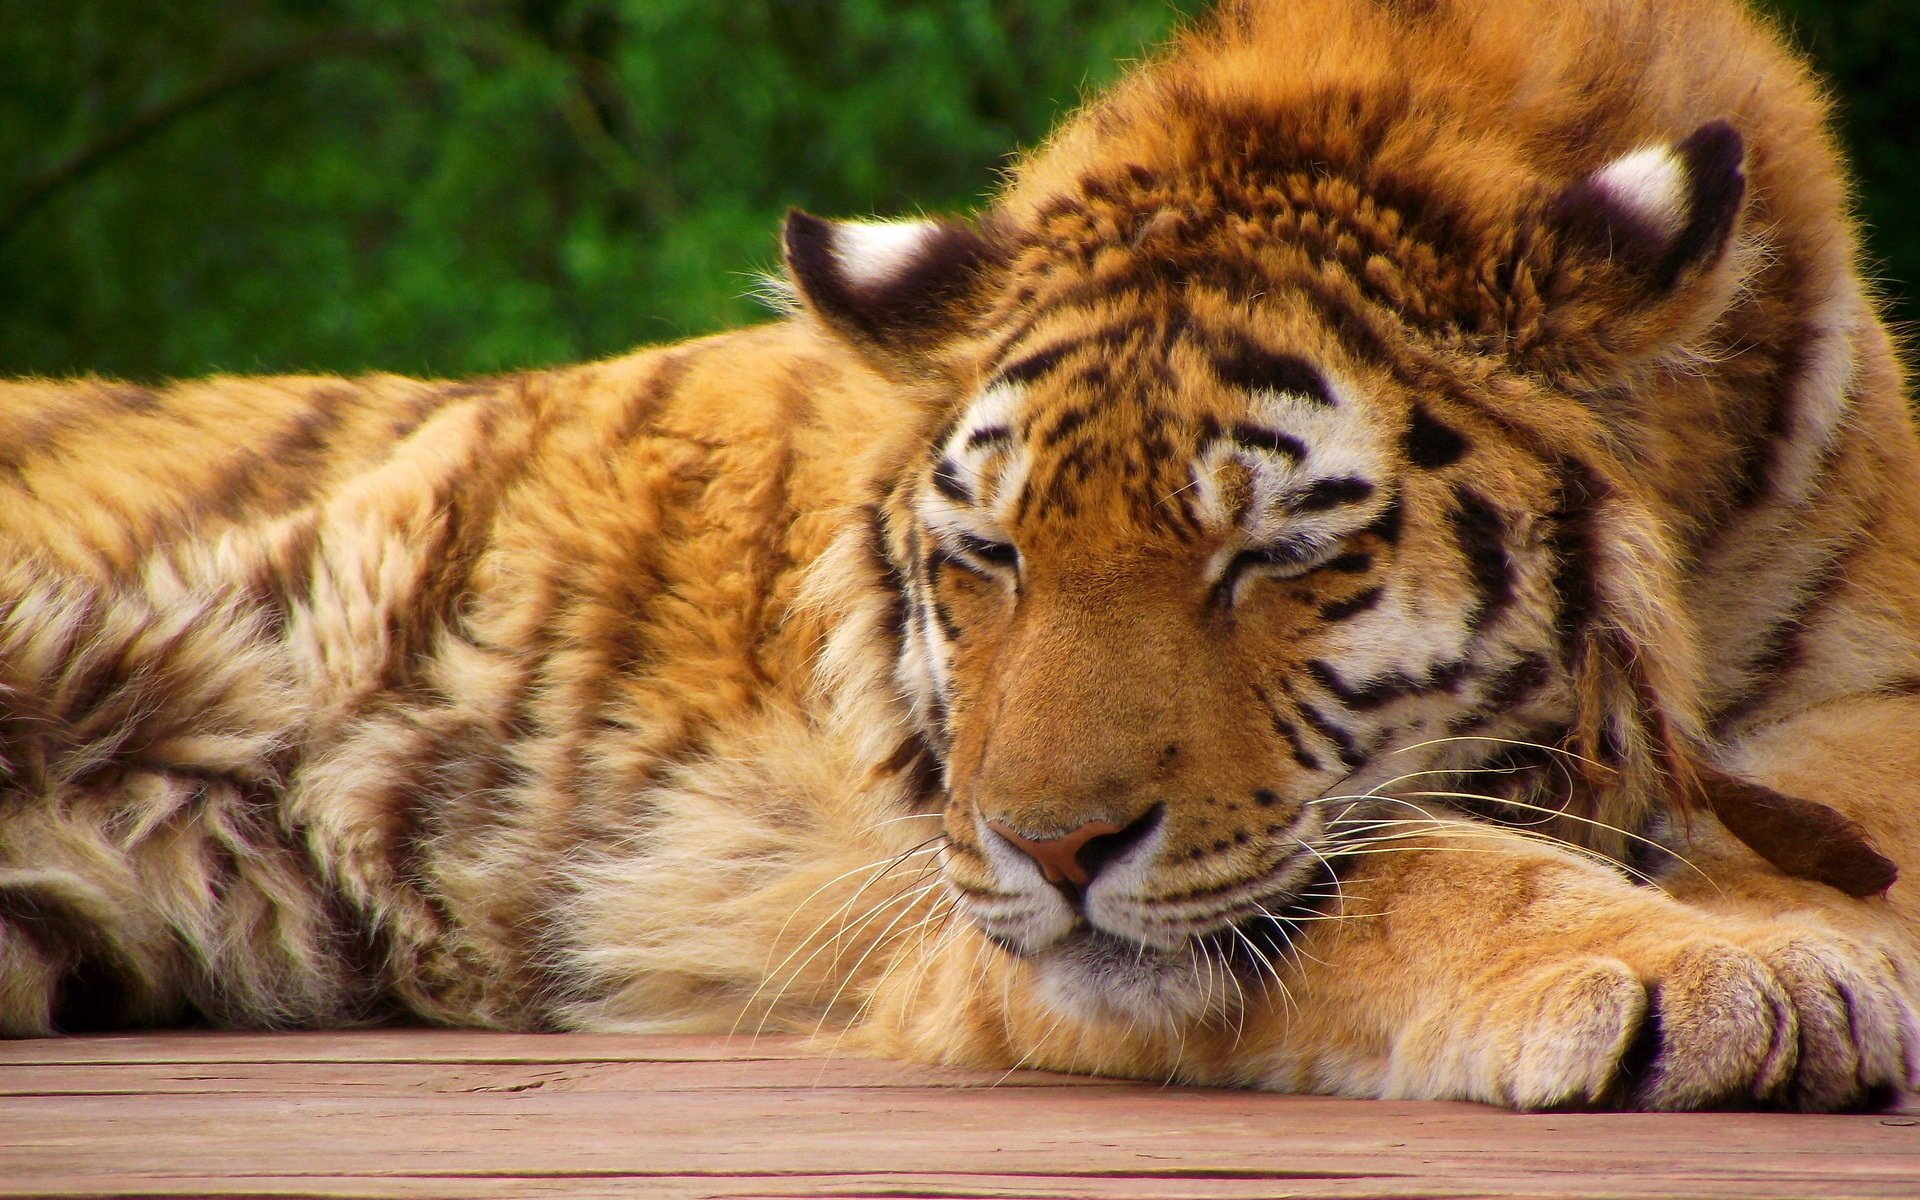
(987, 805, 1164, 888)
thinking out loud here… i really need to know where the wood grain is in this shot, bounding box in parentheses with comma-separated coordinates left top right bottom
(0, 1032, 1914, 1199)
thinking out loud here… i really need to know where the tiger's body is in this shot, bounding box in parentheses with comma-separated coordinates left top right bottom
(4, 0, 1919, 1109)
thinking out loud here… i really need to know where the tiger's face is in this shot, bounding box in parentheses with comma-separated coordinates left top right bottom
(898, 293, 1573, 1023)
(782, 114, 1751, 1024)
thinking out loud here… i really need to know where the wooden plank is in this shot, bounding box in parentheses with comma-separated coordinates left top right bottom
(0, 1033, 1915, 1200)
(0, 1030, 816, 1066)
(0, 1057, 1127, 1096)
(9, 1088, 1919, 1195)
(0, 1172, 1510, 1200)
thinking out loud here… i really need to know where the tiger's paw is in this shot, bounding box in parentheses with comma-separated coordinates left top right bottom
(1686, 928, 1920, 1112)
(1389, 930, 1920, 1111)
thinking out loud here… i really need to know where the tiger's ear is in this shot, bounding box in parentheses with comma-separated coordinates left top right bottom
(1520, 120, 1750, 387)
(782, 210, 1008, 371)
(1554, 120, 1747, 291)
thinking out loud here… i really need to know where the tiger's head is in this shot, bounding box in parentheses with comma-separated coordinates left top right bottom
(783, 80, 1760, 1024)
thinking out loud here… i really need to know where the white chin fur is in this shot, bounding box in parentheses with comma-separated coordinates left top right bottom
(1031, 933, 1227, 1028)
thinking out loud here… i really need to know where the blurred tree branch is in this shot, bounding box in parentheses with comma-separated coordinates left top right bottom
(0, 28, 409, 248)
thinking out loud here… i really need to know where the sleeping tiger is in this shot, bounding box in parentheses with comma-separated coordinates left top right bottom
(2, 0, 1916, 1111)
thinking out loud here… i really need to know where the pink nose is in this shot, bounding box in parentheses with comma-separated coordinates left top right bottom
(986, 819, 1125, 886)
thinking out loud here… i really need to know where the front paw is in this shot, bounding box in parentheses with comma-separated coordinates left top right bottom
(1389, 930, 1920, 1111)
(1694, 928, 1920, 1112)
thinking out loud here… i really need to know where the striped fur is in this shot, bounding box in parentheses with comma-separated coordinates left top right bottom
(4, 0, 1920, 1111)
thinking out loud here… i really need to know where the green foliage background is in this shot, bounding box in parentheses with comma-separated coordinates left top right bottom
(1, 0, 1912, 383)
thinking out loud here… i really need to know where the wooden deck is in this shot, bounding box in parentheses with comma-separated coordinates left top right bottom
(0, 1032, 1915, 1199)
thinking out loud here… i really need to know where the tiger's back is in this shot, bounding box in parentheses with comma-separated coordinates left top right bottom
(0, 323, 920, 1032)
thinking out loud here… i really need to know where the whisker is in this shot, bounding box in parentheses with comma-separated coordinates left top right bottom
(743, 835, 946, 1027)
(996, 1002, 1074, 1086)
(1366, 788, 1714, 890)
(749, 864, 944, 1038)
(805, 878, 950, 1042)
(824, 896, 959, 1063)
(1229, 923, 1294, 1018)
(1383, 733, 1614, 774)
(1326, 814, 1672, 889)
(1319, 773, 1709, 887)
(866, 812, 948, 828)
(1156, 459, 1224, 510)
(1249, 900, 1335, 969)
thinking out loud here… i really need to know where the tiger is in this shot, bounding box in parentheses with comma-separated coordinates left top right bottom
(2, 0, 1917, 1112)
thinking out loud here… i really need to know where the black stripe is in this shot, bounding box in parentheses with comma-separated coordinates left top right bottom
(1308, 660, 1410, 710)
(1294, 697, 1364, 768)
(1547, 459, 1606, 652)
(1449, 486, 1514, 632)
(1260, 689, 1325, 771)
(616, 349, 702, 441)
(977, 304, 1047, 373)
(1403, 403, 1468, 469)
(1319, 586, 1383, 622)
(200, 385, 356, 521)
(993, 341, 1077, 387)
(1308, 657, 1469, 712)
(1214, 539, 1326, 605)
(924, 682, 952, 741)
(1162, 483, 1208, 542)
(1594, 713, 1629, 769)
(1726, 318, 1815, 511)
(1483, 651, 1552, 711)
(866, 505, 909, 647)
(103, 385, 163, 415)
(1036, 405, 1093, 447)
(931, 595, 963, 643)
(1294, 477, 1376, 512)
(880, 736, 944, 810)
(1279, 273, 1399, 367)
(930, 458, 973, 506)
(1365, 494, 1404, 546)
(951, 530, 1019, 572)
(985, 314, 1162, 388)
(0, 882, 140, 1032)
(1210, 341, 1336, 406)
(1710, 552, 1851, 732)
(1441, 739, 1570, 828)
(1228, 422, 1308, 461)
(1012, 474, 1041, 526)
(965, 424, 1013, 450)
(392, 380, 490, 441)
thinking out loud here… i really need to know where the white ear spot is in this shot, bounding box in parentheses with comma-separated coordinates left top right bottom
(1590, 146, 1688, 237)
(833, 220, 938, 289)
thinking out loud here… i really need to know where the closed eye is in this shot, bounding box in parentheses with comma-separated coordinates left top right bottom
(1214, 536, 1349, 604)
(947, 531, 1020, 577)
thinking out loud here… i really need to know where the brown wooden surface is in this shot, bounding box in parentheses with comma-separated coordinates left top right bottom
(0, 1032, 1916, 1199)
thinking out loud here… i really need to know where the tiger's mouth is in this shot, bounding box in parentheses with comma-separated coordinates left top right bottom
(953, 805, 1340, 1026)
(1023, 903, 1330, 1027)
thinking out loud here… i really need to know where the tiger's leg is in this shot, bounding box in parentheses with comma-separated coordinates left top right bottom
(857, 817, 1920, 1110)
